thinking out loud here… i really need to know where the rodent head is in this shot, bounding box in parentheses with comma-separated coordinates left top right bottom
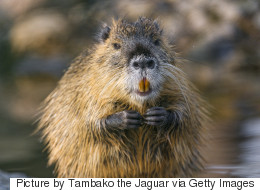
(96, 17, 175, 105)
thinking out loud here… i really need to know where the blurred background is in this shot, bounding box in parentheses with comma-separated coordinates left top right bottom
(0, 0, 259, 180)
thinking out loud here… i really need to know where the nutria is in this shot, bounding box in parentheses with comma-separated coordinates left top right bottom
(38, 17, 208, 177)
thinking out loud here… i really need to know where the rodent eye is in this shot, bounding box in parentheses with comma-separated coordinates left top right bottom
(113, 43, 121, 50)
(154, 39, 160, 46)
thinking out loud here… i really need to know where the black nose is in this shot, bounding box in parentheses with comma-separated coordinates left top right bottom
(132, 59, 155, 70)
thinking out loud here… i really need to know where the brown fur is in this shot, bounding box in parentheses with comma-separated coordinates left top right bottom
(38, 18, 209, 177)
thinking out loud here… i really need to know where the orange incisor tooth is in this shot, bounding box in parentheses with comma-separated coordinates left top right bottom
(139, 78, 150, 93)
(144, 78, 150, 92)
(139, 79, 145, 92)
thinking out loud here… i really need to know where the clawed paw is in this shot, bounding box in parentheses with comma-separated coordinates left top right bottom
(121, 110, 143, 129)
(143, 107, 170, 127)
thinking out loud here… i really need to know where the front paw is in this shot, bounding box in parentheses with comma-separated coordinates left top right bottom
(144, 107, 172, 127)
(120, 110, 143, 129)
(105, 110, 143, 130)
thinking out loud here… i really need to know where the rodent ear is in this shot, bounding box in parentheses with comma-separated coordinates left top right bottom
(153, 20, 163, 34)
(99, 25, 111, 42)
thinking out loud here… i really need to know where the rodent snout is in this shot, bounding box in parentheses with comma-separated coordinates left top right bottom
(131, 57, 156, 70)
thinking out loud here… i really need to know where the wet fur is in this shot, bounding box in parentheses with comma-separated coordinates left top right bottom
(38, 18, 208, 177)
